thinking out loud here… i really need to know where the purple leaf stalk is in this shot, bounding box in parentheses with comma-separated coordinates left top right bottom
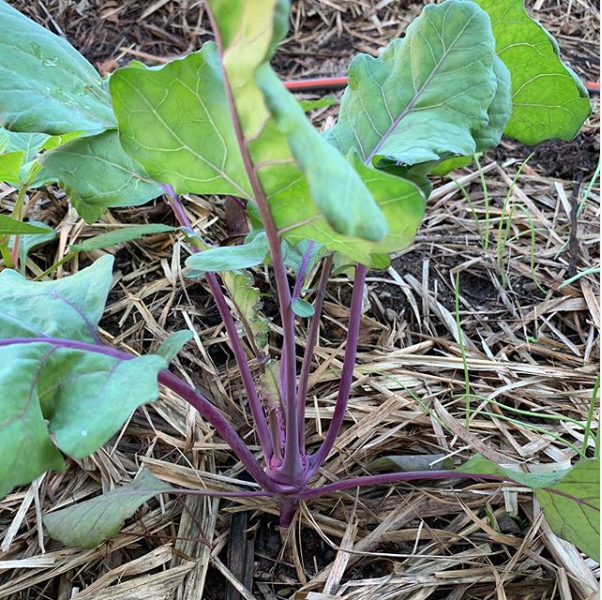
(153, 182, 504, 525)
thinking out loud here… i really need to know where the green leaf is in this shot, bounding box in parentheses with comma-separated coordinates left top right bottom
(109, 45, 252, 199)
(0, 1, 114, 134)
(272, 151, 425, 265)
(0, 258, 168, 498)
(0, 215, 54, 235)
(0, 129, 57, 186)
(70, 224, 176, 253)
(222, 270, 270, 350)
(299, 96, 339, 112)
(0, 342, 166, 498)
(0, 151, 24, 184)
(258, 359, 282, 414)
(44, 469, 172, 548)
(256, 67, 388, 242)
(283, 240, 325, 275)
(471, 0, 592, 145)
(0, 254, 114, 342)
(208, 0, 392, 243)
(156, 330, 193, 362)
(474, 57, 513, 152)
(291, 298, 314, 318)
(3, 130, 50, 161)
(16, 221, 57, 266)
(0, 344, 65, 497)
(40, 130, 163, 223)
(535, 460, 600, 562)
(185, 232, 270, 277)
(326, 1, 502, 172)
(458, 456, 600, 560)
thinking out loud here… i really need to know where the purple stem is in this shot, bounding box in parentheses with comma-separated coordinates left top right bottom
(1, 336, 289, 494)
(205, 9, 301, 481)
(280, 240, 316, 442)
(295, 470, 512, 499)
(296, 254, 333, 452)
(162, 185, 274, 461)
(308, 263, 367, 474)
(292, 240, 316, 300)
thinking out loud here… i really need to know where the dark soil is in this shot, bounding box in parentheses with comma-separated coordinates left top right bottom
(493, 129, 600, 180)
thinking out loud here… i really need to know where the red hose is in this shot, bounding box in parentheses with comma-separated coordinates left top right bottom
(284, 76, 600, 94)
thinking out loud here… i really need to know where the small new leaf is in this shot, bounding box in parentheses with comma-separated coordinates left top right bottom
(70, 224, 176, 253)
(291, 298, 315, 318)
(185, 232, 270, 277)
(0, 215, 52, 235)
(156, 330, 193, 362)
(44, 469, 172, 548)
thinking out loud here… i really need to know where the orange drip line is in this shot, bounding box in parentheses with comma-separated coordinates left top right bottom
(284, 76, 600, 94)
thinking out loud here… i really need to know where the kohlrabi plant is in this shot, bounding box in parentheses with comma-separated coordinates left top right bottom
(0, 0, 598, 558)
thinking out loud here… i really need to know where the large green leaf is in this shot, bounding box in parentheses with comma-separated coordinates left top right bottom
(0, 1, 114, 134)
(471, 0, 591, 145)
(44, 469, 172, 548)
(535, 460, 600, 562)
(40, 130, 163, 223)
(0, 257, 167, 498)
(459, 456, 600, 560)
(0, 254, 113, 342)
(208, 0, 389, 243)
(109, 44, 252, 200)
(270, 151, 425, 265)
(0, 343, 165, 497)
(326, 1, 502, 172)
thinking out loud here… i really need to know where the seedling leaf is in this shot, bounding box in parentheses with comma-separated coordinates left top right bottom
(186, 232, 270, 277)
(222, 270, 270, 350)
(0, 151, 24, 184)
(17, 221, 57, 266)
(291, 298, 315, 318)
(156, 330, 193, 362)
(0, 215, 50, 235)
(0, 1, 114, 134)
(70, 224, 176, 253)
(44, 469, 173, 548)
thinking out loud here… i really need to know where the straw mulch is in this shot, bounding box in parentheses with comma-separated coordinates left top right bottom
(0, 1, 599, 599)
